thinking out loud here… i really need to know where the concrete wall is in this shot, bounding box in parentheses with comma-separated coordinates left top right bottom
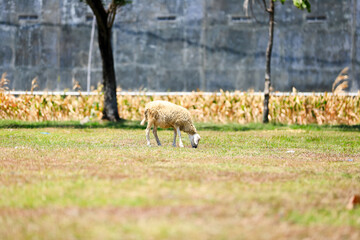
(0, 0, 359, 92)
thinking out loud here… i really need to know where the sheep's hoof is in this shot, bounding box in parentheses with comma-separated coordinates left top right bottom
(179, 144, 184, 148)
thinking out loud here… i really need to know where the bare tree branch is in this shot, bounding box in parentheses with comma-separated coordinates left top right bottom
(244, 0, 257, 16)
(243, 0, 250, 16)
(262, 0, 268, 11)
(107, 1, 117, 28)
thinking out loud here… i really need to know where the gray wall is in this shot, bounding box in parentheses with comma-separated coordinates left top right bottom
(0, 0, 359, 92)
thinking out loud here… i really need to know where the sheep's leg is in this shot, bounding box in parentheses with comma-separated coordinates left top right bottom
(176, 127, 184, 148)
(153, 125, 161, 146)
(172, 128, 177, 147)
(145, 121, 153, 146)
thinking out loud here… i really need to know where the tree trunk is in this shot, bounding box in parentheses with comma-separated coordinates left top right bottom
(97, 23, 121, 121)
(263, 0, 275, 123)
(85, 0, 121, 122)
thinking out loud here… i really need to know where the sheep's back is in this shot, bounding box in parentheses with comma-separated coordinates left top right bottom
(145, 101, 192, 128)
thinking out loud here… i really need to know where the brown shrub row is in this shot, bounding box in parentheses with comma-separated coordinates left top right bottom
(1, 90, 359, 125)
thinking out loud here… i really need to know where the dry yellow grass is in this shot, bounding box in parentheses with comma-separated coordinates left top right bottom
(1, 73, 359, 125)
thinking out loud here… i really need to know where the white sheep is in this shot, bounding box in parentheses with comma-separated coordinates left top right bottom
(140, 100, 201, 148)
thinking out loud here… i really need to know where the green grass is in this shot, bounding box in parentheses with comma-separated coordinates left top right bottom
(0, 120, 360, 239)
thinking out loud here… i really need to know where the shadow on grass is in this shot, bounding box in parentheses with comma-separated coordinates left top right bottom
(0, 120, 359, 132)
(0, 120, 144, 130)
(197, 123, 360, 132)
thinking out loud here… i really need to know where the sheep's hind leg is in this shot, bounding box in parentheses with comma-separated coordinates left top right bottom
(172, 128, 177, 147)
(145, 121, 153, 147)
(153, 125, 161, 146)
(176, 127, 184, 148)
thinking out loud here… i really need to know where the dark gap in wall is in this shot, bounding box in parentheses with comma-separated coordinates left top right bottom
(306, 15, 327, 23)
(86, 15, 94, 21)
(231, 16, 252, 23)
(18, 15, 38, 21)
(157, 16, 176, 21)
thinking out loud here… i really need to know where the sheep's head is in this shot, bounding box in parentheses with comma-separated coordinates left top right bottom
(189, 133, 201, 148)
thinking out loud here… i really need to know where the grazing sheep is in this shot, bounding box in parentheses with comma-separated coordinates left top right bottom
(140, 100, 201, 148)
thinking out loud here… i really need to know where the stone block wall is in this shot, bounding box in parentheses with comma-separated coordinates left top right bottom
(0, 0, 359, 92)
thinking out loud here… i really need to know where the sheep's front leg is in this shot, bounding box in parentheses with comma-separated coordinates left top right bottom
(153, 125, 161, 146)
(176, 127, 184, 148)
(172, 128, 177, 147)
(145, 121, 153, 146)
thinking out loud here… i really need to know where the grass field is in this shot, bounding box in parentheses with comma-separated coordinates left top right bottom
(0, 120, 359, 240)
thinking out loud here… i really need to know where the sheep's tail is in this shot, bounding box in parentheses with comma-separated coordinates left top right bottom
(140, 109, 148, 125)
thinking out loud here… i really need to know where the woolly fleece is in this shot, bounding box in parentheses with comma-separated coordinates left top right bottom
(141, 100, 197, 135)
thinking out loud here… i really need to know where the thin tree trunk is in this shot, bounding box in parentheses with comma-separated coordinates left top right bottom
(263, 0, 275, 123)
(351, 0, 358, 91)
(97, 23, 120, 121)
